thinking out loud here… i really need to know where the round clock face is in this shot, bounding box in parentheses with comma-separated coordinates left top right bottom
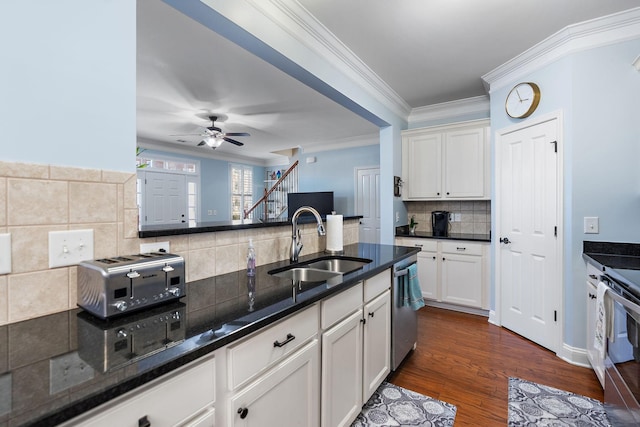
(505, 82, 541, 118)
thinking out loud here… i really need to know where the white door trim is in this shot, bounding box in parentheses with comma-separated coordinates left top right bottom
(493, 110, 564, 356)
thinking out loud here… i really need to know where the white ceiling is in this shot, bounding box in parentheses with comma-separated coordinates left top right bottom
(137, 0, 640, 163)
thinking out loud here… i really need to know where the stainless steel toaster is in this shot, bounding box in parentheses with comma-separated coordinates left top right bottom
(77, 252, 185, 319)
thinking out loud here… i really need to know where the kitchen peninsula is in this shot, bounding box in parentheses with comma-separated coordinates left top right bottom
(3, 243, 418, 427)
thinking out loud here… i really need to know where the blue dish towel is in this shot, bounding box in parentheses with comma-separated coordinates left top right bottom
(403, 264, 425, 311)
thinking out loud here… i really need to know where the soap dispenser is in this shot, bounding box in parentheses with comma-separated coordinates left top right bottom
(246, 239, 256, 277)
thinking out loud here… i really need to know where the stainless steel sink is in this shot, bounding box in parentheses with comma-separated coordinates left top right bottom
(306, 257, 371, 274)
(268, 256, 372, 284)
(270, 267, 341, 282)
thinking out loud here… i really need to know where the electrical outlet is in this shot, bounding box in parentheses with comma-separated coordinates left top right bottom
(140, 241, 170, 253)
(395, 212, 399, 223)
(454, 213, 461, 222)
(50, 352, 94, 394)
(48, 230, 94, 268)
(0, 234, 11, 275)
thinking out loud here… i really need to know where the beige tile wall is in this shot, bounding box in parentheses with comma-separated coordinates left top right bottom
(0, 161, 359, 325)
(406, 200, 491, 234)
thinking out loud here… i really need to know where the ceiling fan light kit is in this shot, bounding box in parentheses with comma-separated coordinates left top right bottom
(175, 115, 250, 149)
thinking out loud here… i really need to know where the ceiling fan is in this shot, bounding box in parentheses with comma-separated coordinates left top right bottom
(176, 116, 250, 149)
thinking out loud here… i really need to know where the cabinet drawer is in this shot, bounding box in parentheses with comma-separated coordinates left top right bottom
(228, 304, 319, 390)
(398, 238, 437, 252)
(364, 269, 390, 302)
(586, 262, 601, 286)
(67, 355, 215, 427)
(441, 241, 483, 256)
(321, 282, 363, 329)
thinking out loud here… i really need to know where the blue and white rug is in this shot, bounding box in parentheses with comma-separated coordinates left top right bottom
(508, 377, 611, 426)
(352, 381, 457, 426)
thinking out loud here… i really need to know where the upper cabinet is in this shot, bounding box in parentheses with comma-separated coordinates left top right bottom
(402, 119, 490, 200)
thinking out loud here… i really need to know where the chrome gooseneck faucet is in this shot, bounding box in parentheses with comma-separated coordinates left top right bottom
(290, 206, 326, 262)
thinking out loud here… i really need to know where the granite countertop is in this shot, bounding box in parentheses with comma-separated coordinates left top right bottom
(395, 228, 491, 243)
(139, 215, 362, 238)
(583, 240, 640, 271)
(2, 243, 417, 427)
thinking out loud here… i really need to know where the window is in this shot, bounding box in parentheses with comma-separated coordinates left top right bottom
(231, 165, 253, 220)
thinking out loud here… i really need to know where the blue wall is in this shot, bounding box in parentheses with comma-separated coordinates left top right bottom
(489, 37, 640, 349)
(298, 144, 380, 215)
(0, 1, 136, 172)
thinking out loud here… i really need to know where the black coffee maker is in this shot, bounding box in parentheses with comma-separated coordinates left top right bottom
(431, 211, 449, 236)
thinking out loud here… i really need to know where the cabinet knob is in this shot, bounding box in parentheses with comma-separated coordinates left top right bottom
(238, 407, 249, 419)
(442, 257, 446, 261)
(499, 237, 511, 244)
(446, 192, 450, 195)
(588, 274, 597, 280)
(437, 192, 440, 196)
(588, 293, 597, 300)
(432, 256, 436, 260)
(368, 312, 375, 318)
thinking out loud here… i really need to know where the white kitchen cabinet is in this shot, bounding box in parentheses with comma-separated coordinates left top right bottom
(585, 262, 605, 387)
(230, 340, 320, 427)
(441, 248, 483, 308)
(320, 270, 391, 427)
(401, 119, 490, 201)
(63, 354, 216, 427)
(396, 237, 489, 312)
(321, 309, 363, 427)
(362, 290, 391, 400)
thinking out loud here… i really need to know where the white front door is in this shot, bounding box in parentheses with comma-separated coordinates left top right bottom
(142, 171, 187, 225)
(356, 167, 380, 244)
(497, 116, 560, 352)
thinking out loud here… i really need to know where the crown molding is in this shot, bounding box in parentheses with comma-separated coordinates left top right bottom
(205, 0, 411, 119)
(483, 7, 640, 92)
(301, 133, 379, 154)
(408, 95, 490, 124)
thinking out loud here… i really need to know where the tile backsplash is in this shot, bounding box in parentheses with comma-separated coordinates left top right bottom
(406, 200, 491, 234)
(0, 161, 359, 325)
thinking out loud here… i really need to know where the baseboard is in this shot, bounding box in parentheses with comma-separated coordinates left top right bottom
(425, 301, 489, 317)
(557, 342, 591, 368)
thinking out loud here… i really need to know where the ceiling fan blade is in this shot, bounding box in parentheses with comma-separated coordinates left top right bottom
(223, 137, 244, 147)
(197, 141, 206, 146)
(223, 132, 250, 137)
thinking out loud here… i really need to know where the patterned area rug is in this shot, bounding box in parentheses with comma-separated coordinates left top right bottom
(508, 377, 610, 426)
(351, 381, 457, 426)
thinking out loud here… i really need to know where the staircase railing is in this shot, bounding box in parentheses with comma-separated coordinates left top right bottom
(244, 160, 299, 222)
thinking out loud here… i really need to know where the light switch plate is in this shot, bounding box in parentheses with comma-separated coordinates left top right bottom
(584, 217, 599, 234)
(0, 234, 11, 275)
(48, 229, 94, 268)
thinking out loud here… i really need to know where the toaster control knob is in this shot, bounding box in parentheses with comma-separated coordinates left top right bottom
(168, 287, 181, 297)
(162, 265, 175, 273)
(116, 328, 128, 339)
(127, 270, 140, 279)
(114, 301, 128, 312)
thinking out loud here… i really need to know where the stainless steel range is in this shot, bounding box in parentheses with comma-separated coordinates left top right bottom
(599, 268, 640, 426)
(78, 252, 185, 319)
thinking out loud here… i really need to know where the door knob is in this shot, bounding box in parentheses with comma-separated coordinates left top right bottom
(499, 237, 511, 244)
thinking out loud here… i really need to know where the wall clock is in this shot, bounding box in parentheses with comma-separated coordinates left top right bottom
(505, 82, 541, 119)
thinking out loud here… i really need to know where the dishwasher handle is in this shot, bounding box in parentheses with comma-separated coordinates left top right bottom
(394, 261, 417, 278)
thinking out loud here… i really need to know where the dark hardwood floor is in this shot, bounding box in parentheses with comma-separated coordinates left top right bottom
(388, 306, 603, 426)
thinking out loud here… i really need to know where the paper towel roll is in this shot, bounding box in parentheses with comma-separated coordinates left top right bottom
(325, 214, 344, 253)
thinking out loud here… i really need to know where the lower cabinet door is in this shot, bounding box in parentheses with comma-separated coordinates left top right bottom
(417, 250, 439, 300)
(321, 309, 363, 427)
(441, 253, 483, 308)
(230, 340, 320, 427)
(363, 290, 391, 401)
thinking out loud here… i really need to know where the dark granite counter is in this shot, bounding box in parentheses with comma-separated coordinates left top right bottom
(1, 243, 417, 427)
(139, 216, 362, 238)
(395, 228, 490, 243)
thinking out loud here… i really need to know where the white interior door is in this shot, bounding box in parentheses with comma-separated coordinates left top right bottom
(143, 171, 187, 225)
(355, 167, 380, 244)
(497, 117, 560, 352)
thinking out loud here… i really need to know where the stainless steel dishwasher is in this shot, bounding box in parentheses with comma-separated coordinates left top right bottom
(391, 254, 419, 370)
